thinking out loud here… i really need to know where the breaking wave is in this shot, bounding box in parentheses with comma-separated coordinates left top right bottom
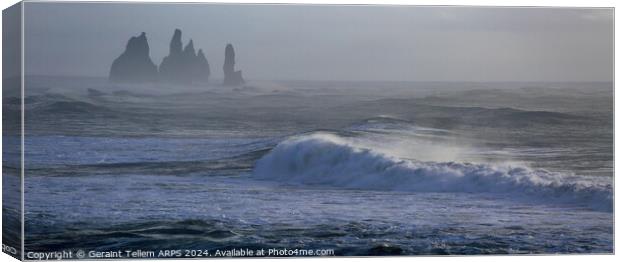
(253, 133, 612, 212)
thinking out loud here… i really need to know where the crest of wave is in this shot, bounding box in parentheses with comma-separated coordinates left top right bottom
(253, 133, 612, 212)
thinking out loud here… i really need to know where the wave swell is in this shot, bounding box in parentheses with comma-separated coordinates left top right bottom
(253, 133, 612, 212)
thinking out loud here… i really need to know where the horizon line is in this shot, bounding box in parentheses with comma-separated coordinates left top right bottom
(17, 74, 614, 84)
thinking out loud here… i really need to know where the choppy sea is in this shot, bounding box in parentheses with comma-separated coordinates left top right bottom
(2, 77, 613, 255)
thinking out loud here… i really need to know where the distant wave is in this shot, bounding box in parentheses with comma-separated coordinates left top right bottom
(38, 101, 111, 114)
(7, 94, 116, 115)
(465, 106, 586, 127)
(27, 147, 271, 177)
(348, 115, 452, 135)
(472, 107, 584, 125)
(351, 98, 587, 128)
(253, 133, 612, 212)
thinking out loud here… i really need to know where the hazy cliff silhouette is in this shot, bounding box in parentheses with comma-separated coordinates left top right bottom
(109, 32, 158, 83)
(195, 49, 211, 83)
(223, 44, 245, 86)
(110, 30, 248, 86)
(159, 29, 211, 84)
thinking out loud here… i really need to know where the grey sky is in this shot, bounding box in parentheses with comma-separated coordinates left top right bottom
(24, 2, 613, 82)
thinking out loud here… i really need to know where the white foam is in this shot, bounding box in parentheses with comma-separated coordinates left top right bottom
(253, 133, 612, 212)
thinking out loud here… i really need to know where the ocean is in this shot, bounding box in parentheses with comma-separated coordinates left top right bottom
(2, 76, 613, 255)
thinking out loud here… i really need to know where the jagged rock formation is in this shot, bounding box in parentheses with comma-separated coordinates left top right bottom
(223, 44, 245, 86)
(195, 49, 211, 82)
(109, 32, 158, 83)
(109, 29, 221, 85)
(159, 29, 185, 83)
(159, 29, 210, 84)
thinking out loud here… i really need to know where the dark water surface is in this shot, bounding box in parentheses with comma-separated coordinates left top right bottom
(5, 77, 612, 255)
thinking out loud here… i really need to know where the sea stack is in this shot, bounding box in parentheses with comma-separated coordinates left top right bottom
(223, 44, 245, 86)
(109, 32, 158, 83)
(196, 49, 211, 82)
(159, 29, 210, 84)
